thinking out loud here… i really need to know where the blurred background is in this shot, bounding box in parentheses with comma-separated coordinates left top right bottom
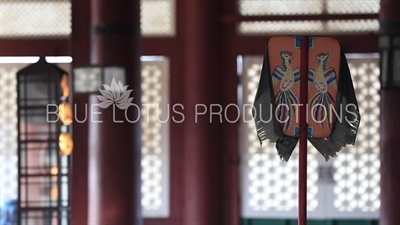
(0, 0, 398, 225)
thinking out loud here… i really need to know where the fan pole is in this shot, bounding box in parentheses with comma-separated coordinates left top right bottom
(299, 36, 309, 225)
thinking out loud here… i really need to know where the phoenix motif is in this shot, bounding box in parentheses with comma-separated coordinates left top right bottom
(308, 52, 337, 129)
(272, 50, 300, 131)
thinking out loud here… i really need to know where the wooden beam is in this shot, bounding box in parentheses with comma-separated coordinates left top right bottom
(0, 39, 69, 56)
(220, 13, 379, 24)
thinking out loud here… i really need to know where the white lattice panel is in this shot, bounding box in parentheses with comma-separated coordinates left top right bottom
(238, 20, 379, 35)
(238, 21, 324, 35)
(0, 155, 18, 206)
(141, 57, 170, 217)
(326, 20, 380, 33)
(238, 0, 380, 15)
(327, 0, 380, 14)
(141, 0, 175, 36)
(240, 54, 380, 219)
(0, 67, 18, 156)
(326, 55, 380, 218)
(0, 0, 72, 37)
(237, 0, 380, 35)
(73, 67, 102, 93)
(332, 154, 380, 212)
(238, 0, 323, 15)
(0, 66, 21, 208)
(247, 152, 319, 212)
(0, 0, 175, 37)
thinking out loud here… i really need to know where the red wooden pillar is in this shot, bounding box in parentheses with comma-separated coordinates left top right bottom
(220, 1, 241, 224)
(70, 0, 90, 224)
(70, 95, 90, 225)
(87, 0, 142, 225)
(379, 0, 400, 224)
(380, 91, 400, 225)
(182, 0, 223, 224)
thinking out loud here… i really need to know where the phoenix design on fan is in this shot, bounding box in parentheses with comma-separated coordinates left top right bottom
(308, 52, 337, 129)
(272, 50, 338, 131)
(271, 50, 300, 131)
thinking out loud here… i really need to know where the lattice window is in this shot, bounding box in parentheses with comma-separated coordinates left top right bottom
(0, 0, 72, 37)
(238, 20, 379, 35)
(327, 0, 380, 14)
(238, 0, 324, 15)
(239, 54, 380, 219)
(327, 55, 380, 218)
(0, 65, 23, 209)
(238, 21, 325, 35)
(239, 0, 380, 15)
(141, 57, 170, 217)
(237, 0, 380, 35)
(0, 57, 171, 219)
(141, 0, 176, 36)
(0, 0, 176, 37)
(73, 68, 102, 93)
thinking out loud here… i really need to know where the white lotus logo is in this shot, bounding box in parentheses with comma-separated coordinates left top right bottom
(97, 78, 134, 109)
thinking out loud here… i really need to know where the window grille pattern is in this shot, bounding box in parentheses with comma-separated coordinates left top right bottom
(326, 19, 380, 33)
(240, 55, 380, 219)
(0, 0, 176, 37)
(238, 20, 379, 35)
(247, 152, 319, 212)
(0, 155, 18, 205)
(327, 0, 380, 14)
(238, 0, 323, 15)
(0, 0, 72, 37)
(141, 0, 175, 36)
(333, 154, 380, 212)
(0, 67, 18, 156)
(0, 66, 20, 210)
(140, 58, 170, 217)
(329, 58, 380, 216)
(73, 68, 102, 93)
(238, 0, 380, 15)
(237, 0, 380, 34)
(238, 21, 324, 35)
